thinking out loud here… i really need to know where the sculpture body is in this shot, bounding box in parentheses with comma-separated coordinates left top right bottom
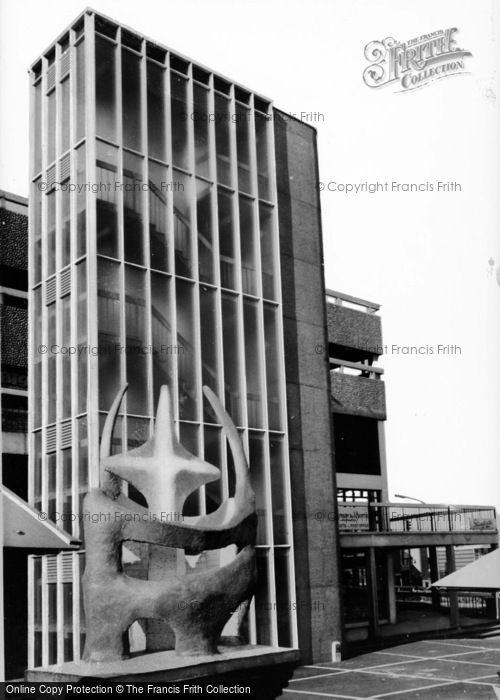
(82, 385, 257, 662)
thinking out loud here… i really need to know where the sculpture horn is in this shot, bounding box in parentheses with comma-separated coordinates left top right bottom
(202, 385, 254, 507)
(100, 383, 128, 495)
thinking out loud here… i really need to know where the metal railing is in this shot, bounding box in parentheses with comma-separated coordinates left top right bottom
(330, 358, 384, 379)
(338, 502, 498, 534)
(325, 288, 380, 314)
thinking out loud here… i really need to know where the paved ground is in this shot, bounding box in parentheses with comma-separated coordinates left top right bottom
(283, 638, 500, 699)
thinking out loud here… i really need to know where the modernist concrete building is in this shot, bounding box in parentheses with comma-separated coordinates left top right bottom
(0, 191, 79, 681)
(27, 8, 338, 671)
(327, 290, 498, 650)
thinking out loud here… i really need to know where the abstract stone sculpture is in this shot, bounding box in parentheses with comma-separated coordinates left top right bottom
(82, 385, 257, 662)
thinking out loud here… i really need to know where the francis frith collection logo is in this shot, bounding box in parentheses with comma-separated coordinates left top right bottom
(363, 28, 472, 91)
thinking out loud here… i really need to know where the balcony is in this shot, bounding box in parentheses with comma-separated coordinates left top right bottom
(330, 360, 386, 420)
(338, 502, 498, 548)
(326, 289, 382, 356)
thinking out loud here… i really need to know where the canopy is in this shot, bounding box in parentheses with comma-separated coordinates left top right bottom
(431, 548, 500, 591)
(2, 486, 80, 550)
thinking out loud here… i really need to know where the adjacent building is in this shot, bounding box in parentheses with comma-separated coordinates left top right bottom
(327, 290, 498, 650)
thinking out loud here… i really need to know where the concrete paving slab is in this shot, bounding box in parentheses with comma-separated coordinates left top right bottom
(371, 658, 496, 681)
(446, 649, 500, 665)
(292, 667, 346, 679)
(289, 670, 441, 697)
(378, 681, 497, 698)
(311, 652, 424, 671)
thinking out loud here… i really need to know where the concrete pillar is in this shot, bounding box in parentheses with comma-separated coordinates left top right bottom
(445, 545, 460, 628)
(367, 548, 380, 637)
(386, 550, 397, 624)
(428, 547, 441, 610)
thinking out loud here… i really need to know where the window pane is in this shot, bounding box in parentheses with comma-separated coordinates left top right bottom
(75, 40, 85, 142)
(218, 189, 235, 290)
(214, 94, 231, 186)
(61, 183, 71, 267)
(77, 261, 87, 414)
(63, 581, 73, 661)
(34, 81, 42, 173)
(239, 196, 258, 295)
(77, 417, 88, 524)
(123, 151, 145, 265)
(61, 295, 71, 419)
(199, 286, 219, 422)
(260, 203, 277, 301)
(255, 111, 272, 201)
(249, 432, 268, 545)
(270, 436, 288, 544)
(274, 549, 293, 647)
(34, 432, 42, 510)
(125, 265, 148, 415)
(47, 189, 56, 277)
(96, 37, 116, 142)
(61, 77, 70, 154)
(33, 287, 42, 428)
(221, 292, 242, 425)
(204, 426, 222, 514)
(243, 298, 264, 428)
(193, 84, 209, 178)
(47, 303, 56, 424)
(180, 422, 200, 516)
(47, 580, 57, 664)
(264, 304, 283, 430)
(61, 448, 72, 533)
(176, 279, 197, 420)
(147, 61, 165, 161)
(122, 48, 142, 152)
(47, 90, 56, 164)
(98, 258, 122, 411)
(173, 170, 192, 278)
(76, 144, 86, 258)
(151, 272, 172, 409)
(255, 549, 272, 645)
(149, 160, 169, 271)
(33, 180, 42, 284)
(236, 104, 253, 195)
(170, 74, 189, 170)
(197, 179, 214, 284)
(47, 453, 57, 522)
(96, 141, 119, 258)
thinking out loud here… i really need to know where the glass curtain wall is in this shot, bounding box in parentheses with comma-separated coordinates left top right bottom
(28, 10, 296, 666)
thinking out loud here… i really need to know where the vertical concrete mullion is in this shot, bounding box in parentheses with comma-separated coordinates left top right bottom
(84, 12, 99, 489)
(140, 43, 154, 427)
(164, 55, 180, 424)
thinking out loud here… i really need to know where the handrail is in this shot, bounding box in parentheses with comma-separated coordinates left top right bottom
(325, 288, 380, 313)
(330, 358, 384, 375)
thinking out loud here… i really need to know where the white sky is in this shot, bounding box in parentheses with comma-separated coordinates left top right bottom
(1, 0, 499, 510)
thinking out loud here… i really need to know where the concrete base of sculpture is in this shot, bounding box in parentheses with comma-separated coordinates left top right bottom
(26, 644, 300, 700)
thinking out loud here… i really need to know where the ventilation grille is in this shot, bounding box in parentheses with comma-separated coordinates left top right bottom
(60, 51, 70, 78)
(46, 165, 57, 190)
(46, 276, 57, 305)
(60, 268, 71, 297)
(46, 65, 56, 92)
(60, 154, 71, 181)
(46, 554, 74, 583)
(46, 425, 57, 452)
(61, 420, 72, 448)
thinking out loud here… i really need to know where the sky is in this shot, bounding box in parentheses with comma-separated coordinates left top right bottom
(1, 0, 499, 509)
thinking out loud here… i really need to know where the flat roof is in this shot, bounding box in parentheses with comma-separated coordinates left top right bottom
(0, 190, 28, 208)
(29, 7, 273, 105)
